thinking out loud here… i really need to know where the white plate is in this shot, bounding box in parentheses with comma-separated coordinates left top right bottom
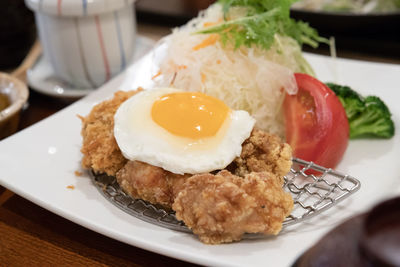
(27, 36, 155, 100)
(1, 48, 400, 266)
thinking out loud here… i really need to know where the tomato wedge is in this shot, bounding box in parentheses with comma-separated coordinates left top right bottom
(284, 73, 349, 169)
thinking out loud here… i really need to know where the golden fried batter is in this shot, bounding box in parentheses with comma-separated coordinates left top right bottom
(172, 170, 293, 244)
(114, 129, 293, 210)
(116, 160, 189, 208)
(80, 90, 139, 176)
(231, 129, 292, 178)
(80, 90, 295, 244)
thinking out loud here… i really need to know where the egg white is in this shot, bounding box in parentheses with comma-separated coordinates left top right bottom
(114, 87, 255, 174)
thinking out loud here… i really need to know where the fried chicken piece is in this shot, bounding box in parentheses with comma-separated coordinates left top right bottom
(172, 170, 293, 244)
(80, 93, 291, 179)
(80, 90, 139, 176)
(231, 129, 292, 178)
(116, 161, 189, 208)
(80, 91, 294, 244)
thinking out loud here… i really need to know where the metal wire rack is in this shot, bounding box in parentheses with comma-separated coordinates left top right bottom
(91, 158, 361, 234)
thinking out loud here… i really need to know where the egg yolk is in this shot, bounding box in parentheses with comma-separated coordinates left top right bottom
(151, 92, 230, 139)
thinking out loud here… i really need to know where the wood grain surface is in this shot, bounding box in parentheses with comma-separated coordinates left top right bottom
(0, 195, 195, 267)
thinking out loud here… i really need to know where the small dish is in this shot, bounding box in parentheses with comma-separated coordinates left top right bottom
(359, 197, 400, 266)
(0, 72, 29, 140)
(292, 196, 400, 266)
(27, 35, 156, 100)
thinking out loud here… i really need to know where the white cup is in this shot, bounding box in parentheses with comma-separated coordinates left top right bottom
(25, 0, 137, 88)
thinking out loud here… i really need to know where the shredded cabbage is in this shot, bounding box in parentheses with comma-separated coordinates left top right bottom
(154, 4, 315, 137)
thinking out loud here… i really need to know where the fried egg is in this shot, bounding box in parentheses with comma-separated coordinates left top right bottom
(114, 88, 255, 174)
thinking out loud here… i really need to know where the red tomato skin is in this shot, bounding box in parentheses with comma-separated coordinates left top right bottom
(284, 73, 349, 169)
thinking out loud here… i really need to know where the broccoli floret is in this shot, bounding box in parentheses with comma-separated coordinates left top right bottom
(326, 83, 364, 120)
(326, 83, 395, 139)
(350, 96, 395, 138)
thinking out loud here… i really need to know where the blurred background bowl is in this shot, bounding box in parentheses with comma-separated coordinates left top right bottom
(0, 73, 29, 140)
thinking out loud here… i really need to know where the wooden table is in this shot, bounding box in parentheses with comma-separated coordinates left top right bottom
(1, 16, 399, 266)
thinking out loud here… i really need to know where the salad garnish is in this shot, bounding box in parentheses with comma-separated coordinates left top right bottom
(197, 0, 328, 51)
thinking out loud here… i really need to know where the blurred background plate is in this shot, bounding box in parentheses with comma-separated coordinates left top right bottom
(289, 8, 400, 62)
(135, 0, 400, 63)
(290, 8, 400, 33)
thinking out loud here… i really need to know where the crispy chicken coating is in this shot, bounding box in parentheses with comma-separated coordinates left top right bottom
(80, 90, 139, 176)
(116, 161, 189, 208)
(80, 90, 294, 244)
(231, 129, 292, 178)
(114, 128, 293, 210)
(80, 89, 292, 179)
(172, 170, 293, 244)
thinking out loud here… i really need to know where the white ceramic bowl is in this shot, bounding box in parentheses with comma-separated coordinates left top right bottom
(0, 73, 29, 140)
(25, 0, 137, 88)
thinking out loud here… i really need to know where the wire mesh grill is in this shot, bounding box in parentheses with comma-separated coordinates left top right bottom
(283, 158, 360, 226)
(91, 158, 360, 234)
